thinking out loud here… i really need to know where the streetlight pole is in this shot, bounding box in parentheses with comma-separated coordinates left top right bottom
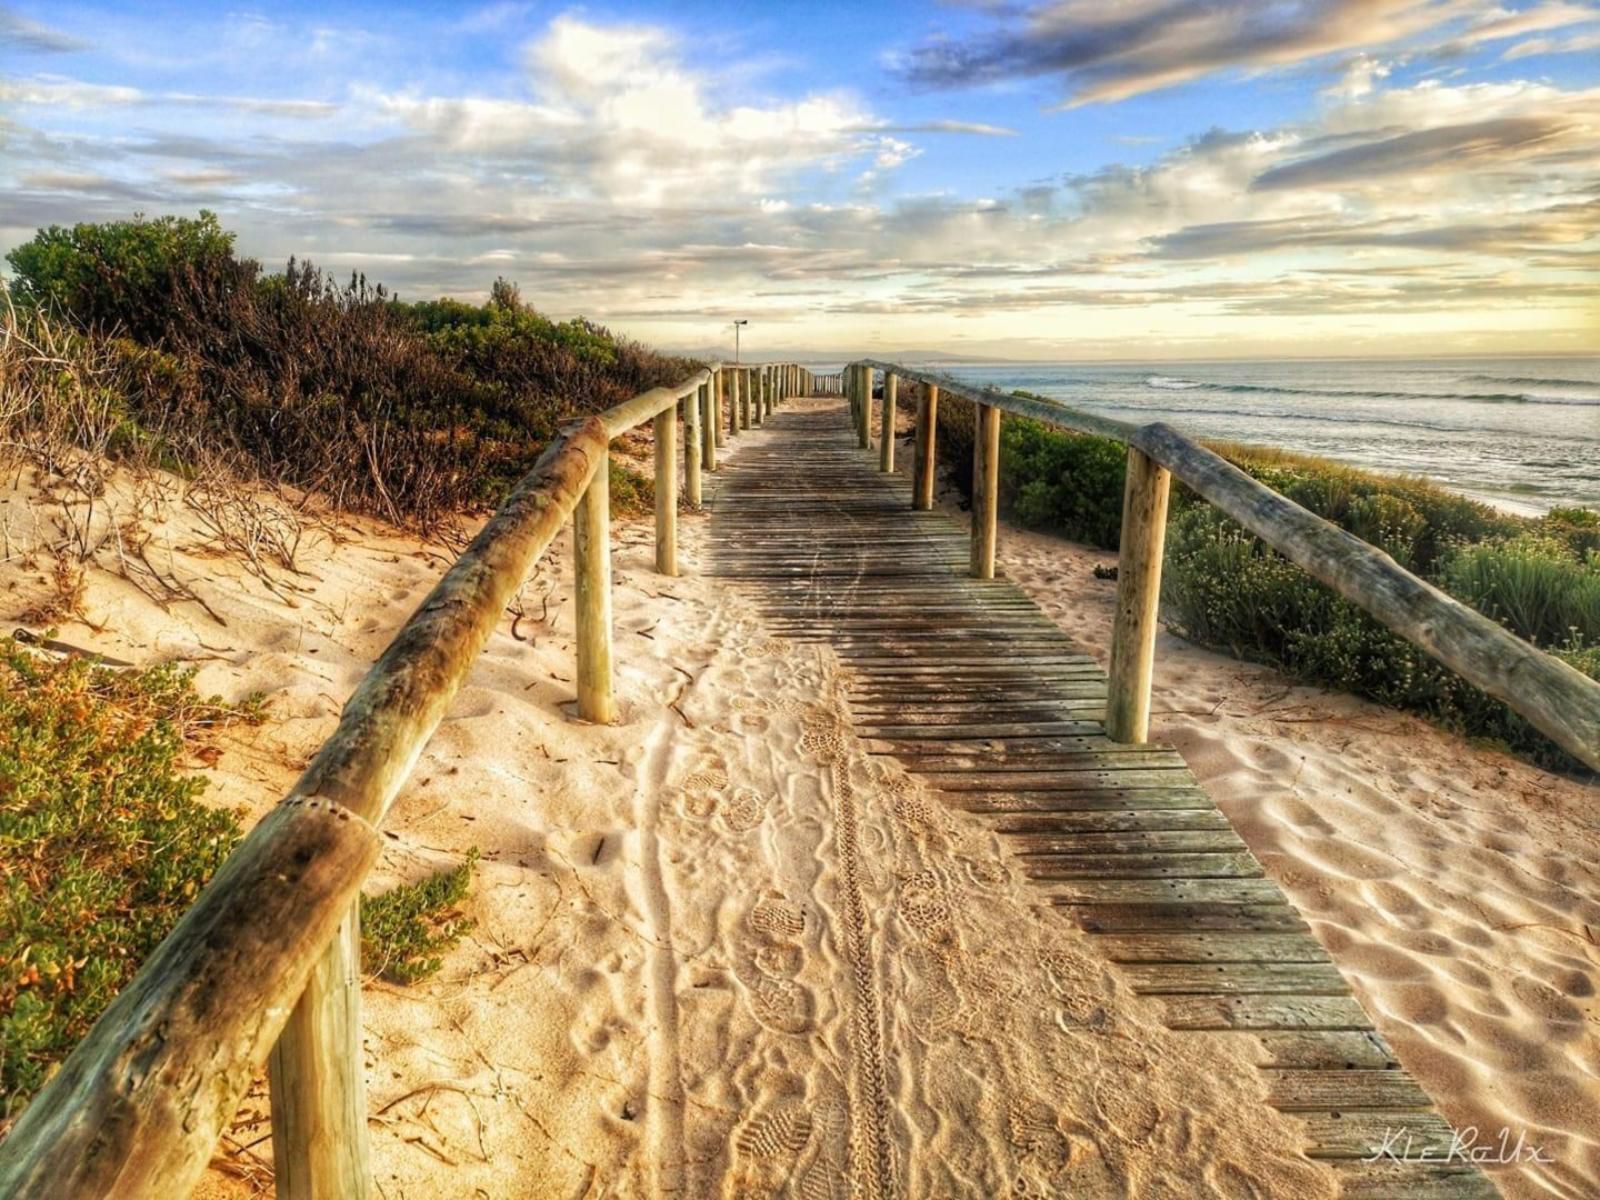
(732, 318, 748, 364)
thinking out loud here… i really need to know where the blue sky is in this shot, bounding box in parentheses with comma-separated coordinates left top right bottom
(2, 0, 1598, 358)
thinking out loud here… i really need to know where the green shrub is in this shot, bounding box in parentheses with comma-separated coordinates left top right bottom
(4, 217, 699, 524)
(608, 459, 655, 518)
(1161, 507, 1600, 770)
(1442, 534, 1600, 648)
(5, 212, 236, 345)
(360, 852, 479, 985)
(1003, 418, 1127, 550)
(0, 639, 259, 1119)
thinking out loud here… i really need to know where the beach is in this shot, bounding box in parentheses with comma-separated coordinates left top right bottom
(4, 406, 1593, 1197)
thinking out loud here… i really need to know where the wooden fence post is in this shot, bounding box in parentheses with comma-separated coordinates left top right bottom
(914, 383, 939, 511)
(880, 372, 897, 472)
(704, 376, 719, 470)
(971, 401, 1000, 579)
(1106, 447, 1172, 743)
(713, 368, 727, 449)
(268, 911, 369, 1200)
(653, 406, 678, 576)
(575, 453, 614, 723)
(857, 365, 872, 449)
(752, 369, 764, 427)
(686, 383, 703, 508)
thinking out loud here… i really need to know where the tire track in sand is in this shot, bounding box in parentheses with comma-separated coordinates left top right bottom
(805, 707, 897, 1200)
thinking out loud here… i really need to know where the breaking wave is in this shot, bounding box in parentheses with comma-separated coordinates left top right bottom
(1143, 375, 1598, 406)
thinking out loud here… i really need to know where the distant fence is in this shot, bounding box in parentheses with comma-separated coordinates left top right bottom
(0, 362, 812, 1199)
(834, 359, 1600, 772)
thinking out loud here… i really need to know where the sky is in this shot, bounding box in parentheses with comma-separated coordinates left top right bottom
(2, 0, 1598, 360)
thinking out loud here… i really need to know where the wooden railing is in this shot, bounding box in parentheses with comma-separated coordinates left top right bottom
(844, 360, 1600, 773)
(0, 360, 811, 1199)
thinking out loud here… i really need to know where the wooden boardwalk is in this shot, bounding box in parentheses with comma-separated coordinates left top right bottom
(707, 399, 1497, 1200)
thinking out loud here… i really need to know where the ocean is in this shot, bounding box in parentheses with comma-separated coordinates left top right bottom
(902, 356, 1600, 516)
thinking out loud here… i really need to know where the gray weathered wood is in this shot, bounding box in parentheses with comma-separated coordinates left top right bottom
(1105, 447, 1171, 743)
(857, 364, 871, 449)
(574, 449, 614, 723)
(686, 383, 704, 507)
(654, 407, 678, 575)
(913, 383, 938, 511)
(269, 911, 369, 1200)
(879, 372, 897, 472)
(971, 401, 1000, 579)
(713, 366, 726, 451)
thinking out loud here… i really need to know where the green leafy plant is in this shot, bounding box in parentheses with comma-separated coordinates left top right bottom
(360, 852, 479, 985)
(0, 639, 260, 1120)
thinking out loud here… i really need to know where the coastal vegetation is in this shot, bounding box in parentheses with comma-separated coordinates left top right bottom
(935, 391, 1600, 772)
(0, 642, 258, 1123)
(2, 212, 691, 525)
(0, 635, 481, 1121)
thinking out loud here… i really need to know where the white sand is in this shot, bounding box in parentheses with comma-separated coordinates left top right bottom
(994, 524, 1600, 1200)
(7, 433, 1345, 1198)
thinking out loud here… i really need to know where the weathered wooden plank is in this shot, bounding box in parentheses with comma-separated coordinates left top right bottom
(1121, 961, 1348, 994)
(1266, 1070, 1434, 1112)
(1162, 995, 1373, 1031)
(1040, 878, 1288, 906)
(1023, 852, 1264, 880)
(860, 721, 1108, 739)
(1006, 829, 1247, 855)
(1300, 1111, 1458, 1160)
(1249, 1030, 1398, 1070)
(1063, 902, 1309, 933)
(992, 808, 1231, 833)
(920, 768, 1197, 791)
(1328, 1160, 1500, 1199)
(951, 788, 1217, 813)
(1096, 933, 1329, 963)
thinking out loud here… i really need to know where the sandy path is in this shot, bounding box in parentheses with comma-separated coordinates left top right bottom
(9, 423, 1349, 1197)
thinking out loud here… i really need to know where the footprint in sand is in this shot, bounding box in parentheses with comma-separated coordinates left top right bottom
(744, 637, 794, 661)
(733, 696, 774, 734)
(682, 789, 719, 819)
(740, 894, 816, 1035)
(750, 975, 815, 1035)
(721, 787, 767, 832)
(798, 713, 846, 764)
(1093, 1082, 1162, 1142)
(724, 1103, 814, 1198)
(903, 942, 963, 1041)
(750, 896, 806, 939)
(678, 762, 736, 822)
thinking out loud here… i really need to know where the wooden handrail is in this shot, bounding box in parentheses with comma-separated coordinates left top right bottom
(850, 359, 1600, 773)
(0, 360, 804, 1199)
